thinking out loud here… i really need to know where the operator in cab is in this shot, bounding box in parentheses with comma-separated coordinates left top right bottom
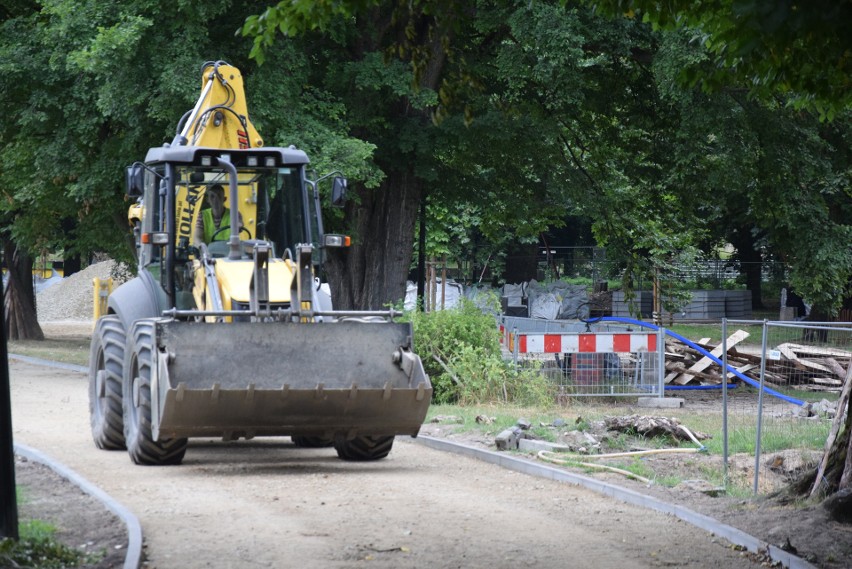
(193, 184, 242, 245)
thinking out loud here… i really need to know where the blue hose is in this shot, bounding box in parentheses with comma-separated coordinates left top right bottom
(590, 316, 806, 407)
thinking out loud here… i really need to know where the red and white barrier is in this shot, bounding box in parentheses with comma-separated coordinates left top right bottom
(509, 332, 656, 354)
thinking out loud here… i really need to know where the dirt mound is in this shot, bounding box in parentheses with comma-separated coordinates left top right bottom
(36, 261, 128, 322)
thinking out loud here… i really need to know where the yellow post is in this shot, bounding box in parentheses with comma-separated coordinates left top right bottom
(92, 278, 113, 323)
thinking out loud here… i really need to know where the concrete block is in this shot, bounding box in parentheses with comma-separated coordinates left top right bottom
(518, 439, 571, 453)
(636, 397, 685, 409)
(495, 427, 523, 450)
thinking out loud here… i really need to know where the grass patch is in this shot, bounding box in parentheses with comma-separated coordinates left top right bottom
(427, 400, 830, 498)
(0, 519, 91, 569)
(665, 322, 765, 346)
(426, 403, 559, 434)
(708, 418, 830, 455)
(608, 458, 657, 480)
(7, 338, 90, 367)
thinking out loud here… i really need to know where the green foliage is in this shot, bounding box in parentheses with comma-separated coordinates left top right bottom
(583, 0, 852, 120)
(2, 0, 850, 319)
(405, 300, 552, 406)
(0, 520, 89, 569)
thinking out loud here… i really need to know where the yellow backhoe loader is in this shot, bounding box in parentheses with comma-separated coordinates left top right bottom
(88, 61, 432, 465)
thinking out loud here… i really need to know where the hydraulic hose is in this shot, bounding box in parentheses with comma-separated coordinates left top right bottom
(586, 316, 806, 407)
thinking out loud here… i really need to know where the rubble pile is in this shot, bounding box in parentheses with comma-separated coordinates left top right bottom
(36, 260, 128, 322)
(665, 330, 852, 393)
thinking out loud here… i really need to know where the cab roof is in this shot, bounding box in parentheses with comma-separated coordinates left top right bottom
(144, 145, 310, 167)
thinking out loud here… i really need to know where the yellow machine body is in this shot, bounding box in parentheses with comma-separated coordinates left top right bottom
(89, 61, 431, 465)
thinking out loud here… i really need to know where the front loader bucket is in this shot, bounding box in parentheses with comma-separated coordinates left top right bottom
(148, 320, 432, 441)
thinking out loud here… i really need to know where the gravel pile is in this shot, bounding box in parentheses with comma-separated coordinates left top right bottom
(37, 260, 128, 322)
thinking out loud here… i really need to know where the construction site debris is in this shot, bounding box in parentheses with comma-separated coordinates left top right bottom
(518, 438, 571, 453)
(603, 415, 711, 441)
(495, 427, 524, 450)
(557, 430, 601, 453)
(664, 331, 851, 393)
(430, 415, 464, 424)
(676, 479, 726, 497)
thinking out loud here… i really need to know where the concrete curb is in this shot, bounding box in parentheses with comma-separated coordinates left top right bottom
(414, 436, 816, 569)
(10, 355, 142, 569)
(8, 353, 88, 374)
(13, 444, 143, 569)
(8, 353, 811, 568)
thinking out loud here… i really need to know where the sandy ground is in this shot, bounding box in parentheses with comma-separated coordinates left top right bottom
(8, 357, 769, 569)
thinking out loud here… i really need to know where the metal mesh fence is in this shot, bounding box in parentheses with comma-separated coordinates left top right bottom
(721, 320, 851, 495)
(516, 350, 662, 399)
(500, 315, 850, 496)
(501, 317, 663, 399)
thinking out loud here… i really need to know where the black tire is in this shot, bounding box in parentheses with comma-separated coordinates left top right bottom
(292, 436, 334, 448)
(123, 320, 188, 466)
(334, 436, 395, 461)
(88, 316, 126, 450)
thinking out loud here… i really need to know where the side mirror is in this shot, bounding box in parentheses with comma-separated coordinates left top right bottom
(331, 176, 348, 207)
(126, 164, 144, 197)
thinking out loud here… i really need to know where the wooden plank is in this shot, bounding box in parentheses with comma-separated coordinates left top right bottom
(792, 385, 842, 392)
(728, 349, 762, 364)
(776, 343, 798, 361)
(726, 363, 757, 380)
(825, 358, 849, 379)
(794, 358, 833, 374)
(784, 343, 852, 359)
(812, 377, 843, 386)
(664, 363, 723, 384)
(673, 330, 749, 385)
(664, 371, 681, 384)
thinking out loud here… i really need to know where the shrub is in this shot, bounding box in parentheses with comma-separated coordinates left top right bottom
(404, 300, 552, 406)
(0, 520, 89, 569)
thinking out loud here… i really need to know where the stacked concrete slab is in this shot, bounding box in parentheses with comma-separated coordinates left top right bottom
(612, 290, 752, 320)
(611, 291, 653, 318)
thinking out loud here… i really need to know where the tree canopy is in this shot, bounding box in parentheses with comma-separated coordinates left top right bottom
(583, 0, 852, 120)
(0, 0, 849, 322)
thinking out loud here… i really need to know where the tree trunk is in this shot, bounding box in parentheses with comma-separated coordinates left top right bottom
(729, 227, 765, 310)
(3, 242, 44, 341)
(504, 242, 538, 284)
(793, 382, 852, 521)
(323, 7, 445, 311)
(326, 170, 422, 310)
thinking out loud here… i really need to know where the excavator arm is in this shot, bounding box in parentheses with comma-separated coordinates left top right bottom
(172, 61, 263, 150)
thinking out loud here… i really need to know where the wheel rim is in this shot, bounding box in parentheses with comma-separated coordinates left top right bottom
(93, 349, 107, 420)
(129, 356, 141, 431)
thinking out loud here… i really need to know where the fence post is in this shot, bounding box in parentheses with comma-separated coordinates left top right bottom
(753, 319, 769, 494)
(722, 318, 729, 489)
(0, 276, 19, 539)
(657, 325, 665, 398)
(512, 327, 519, 372)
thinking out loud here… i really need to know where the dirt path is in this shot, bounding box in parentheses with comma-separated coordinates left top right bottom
(9, 359, 763, 569)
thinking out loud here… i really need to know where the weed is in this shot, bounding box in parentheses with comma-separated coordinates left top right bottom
(654, 474, 684, 488)
(405, 300, 552, 406)
(609, 459, 656, 480)
(0, 519, 89, 569)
